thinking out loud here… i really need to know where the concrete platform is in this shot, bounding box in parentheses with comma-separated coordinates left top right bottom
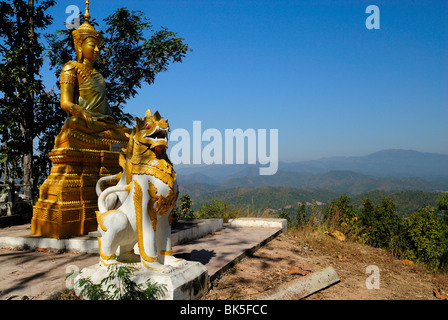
(0, 218, 285, 300)
(176, 222, 284, 282)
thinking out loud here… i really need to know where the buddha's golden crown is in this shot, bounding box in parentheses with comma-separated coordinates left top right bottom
(72, 0, 100, 54)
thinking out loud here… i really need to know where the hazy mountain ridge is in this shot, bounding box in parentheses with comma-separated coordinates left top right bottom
(176, 149, 448, 196)
(176, 149, 448, 180)
(175, 150, 448, 217)
(280, 149, 448, 179)
(220, 170, 448, 194)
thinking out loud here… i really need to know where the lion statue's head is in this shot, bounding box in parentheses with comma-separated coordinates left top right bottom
(125, 109, 171, 164)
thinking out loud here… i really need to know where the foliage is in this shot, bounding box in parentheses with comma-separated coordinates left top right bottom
(359, 197, 375, 226)
(357, 197, 448, 271)
(352, 190, 442, 216)
(278, 211, 292, 228)
(190, 186, 443, 218)
(296, 203, 307, 227)
(0, 0, 57, 197)
(401, 206, 448, 271)
(360, 198, 402, 251)
(76, 264, 167, 300)
(196, 199, 240, 222)
(176, 193, 243, 222)
(33, 93, 67, 187)
(324, 194, 359, 231)
(438, 193, 448, 224)
(191, 186, 339, 213)
(174, 194, 195, 219)
(438, 193, 448, 212)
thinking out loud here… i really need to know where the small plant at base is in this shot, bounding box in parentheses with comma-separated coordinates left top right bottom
(76, 264, 167, 300)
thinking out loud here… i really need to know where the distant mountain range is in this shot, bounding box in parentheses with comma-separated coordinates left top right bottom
(279, 149, 448, 179)
(176, 149, 448, 196)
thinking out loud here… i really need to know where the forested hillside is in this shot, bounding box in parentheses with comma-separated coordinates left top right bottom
(189, 187, 443, 217)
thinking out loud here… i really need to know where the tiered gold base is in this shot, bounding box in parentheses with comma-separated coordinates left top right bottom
(31, 128, 128, 239)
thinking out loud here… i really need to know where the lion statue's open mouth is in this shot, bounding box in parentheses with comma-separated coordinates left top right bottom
(131, 110, 170, 153)
(144, 125, 168, 147)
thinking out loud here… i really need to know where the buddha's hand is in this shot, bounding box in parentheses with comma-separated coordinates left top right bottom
(80, 109, 94, 128)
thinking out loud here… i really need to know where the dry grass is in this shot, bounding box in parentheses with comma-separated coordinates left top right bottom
(204, 214, 448, 300)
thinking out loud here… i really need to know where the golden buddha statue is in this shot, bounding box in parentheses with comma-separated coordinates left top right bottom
(54, 0, 129, 149)
(32, 0, 130, 238)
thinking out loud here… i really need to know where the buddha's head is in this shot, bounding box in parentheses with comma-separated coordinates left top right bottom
(78, 36, 101, 63)
(72, 0, 101, 63)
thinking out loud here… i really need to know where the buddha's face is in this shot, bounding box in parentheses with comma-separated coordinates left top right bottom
(81, 37, 100, 63)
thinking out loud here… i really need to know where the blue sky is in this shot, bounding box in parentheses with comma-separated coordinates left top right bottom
(41, 0, 448, 162)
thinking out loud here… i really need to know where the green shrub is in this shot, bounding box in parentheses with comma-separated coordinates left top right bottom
(174, 194, 195, 218)
(402, 206, 447, 271)
(438, 193, 448, 224)
(296, 203, 307, 227)
(196, 199, 240, 222)
(324, 194, 358, 229)
(323, 195, 361, 238)
(279, 211, 292, 228)
(364, 198, 402, 251)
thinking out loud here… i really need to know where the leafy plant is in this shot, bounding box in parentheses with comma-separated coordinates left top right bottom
(296, 203, 307, 227)
(196, 199, 240, 222)
(402, 206, 448, 272)
(76, 264, 167, 300)
(324, 195, 358, 228)
(0, 0, 57, 198)
(363, 198, 402, 251)
(174, 194, 195, 219)
(278, 211, 292, 229)
(438, 193, 448, 224)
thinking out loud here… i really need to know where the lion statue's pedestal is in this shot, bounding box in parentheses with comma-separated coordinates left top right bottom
(73, 261, 208, 300)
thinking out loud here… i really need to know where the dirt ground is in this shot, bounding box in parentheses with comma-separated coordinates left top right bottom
(203, 229, 448, 300)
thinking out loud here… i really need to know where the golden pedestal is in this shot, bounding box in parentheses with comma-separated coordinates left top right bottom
(31, 129, 128, 239)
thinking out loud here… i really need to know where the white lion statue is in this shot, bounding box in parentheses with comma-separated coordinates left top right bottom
(95, 109, 186, 273)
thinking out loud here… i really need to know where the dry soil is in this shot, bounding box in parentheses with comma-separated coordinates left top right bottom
(203, 230, 448, 300)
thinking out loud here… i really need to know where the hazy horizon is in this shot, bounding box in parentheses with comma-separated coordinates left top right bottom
(172, 148, 448, 167)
